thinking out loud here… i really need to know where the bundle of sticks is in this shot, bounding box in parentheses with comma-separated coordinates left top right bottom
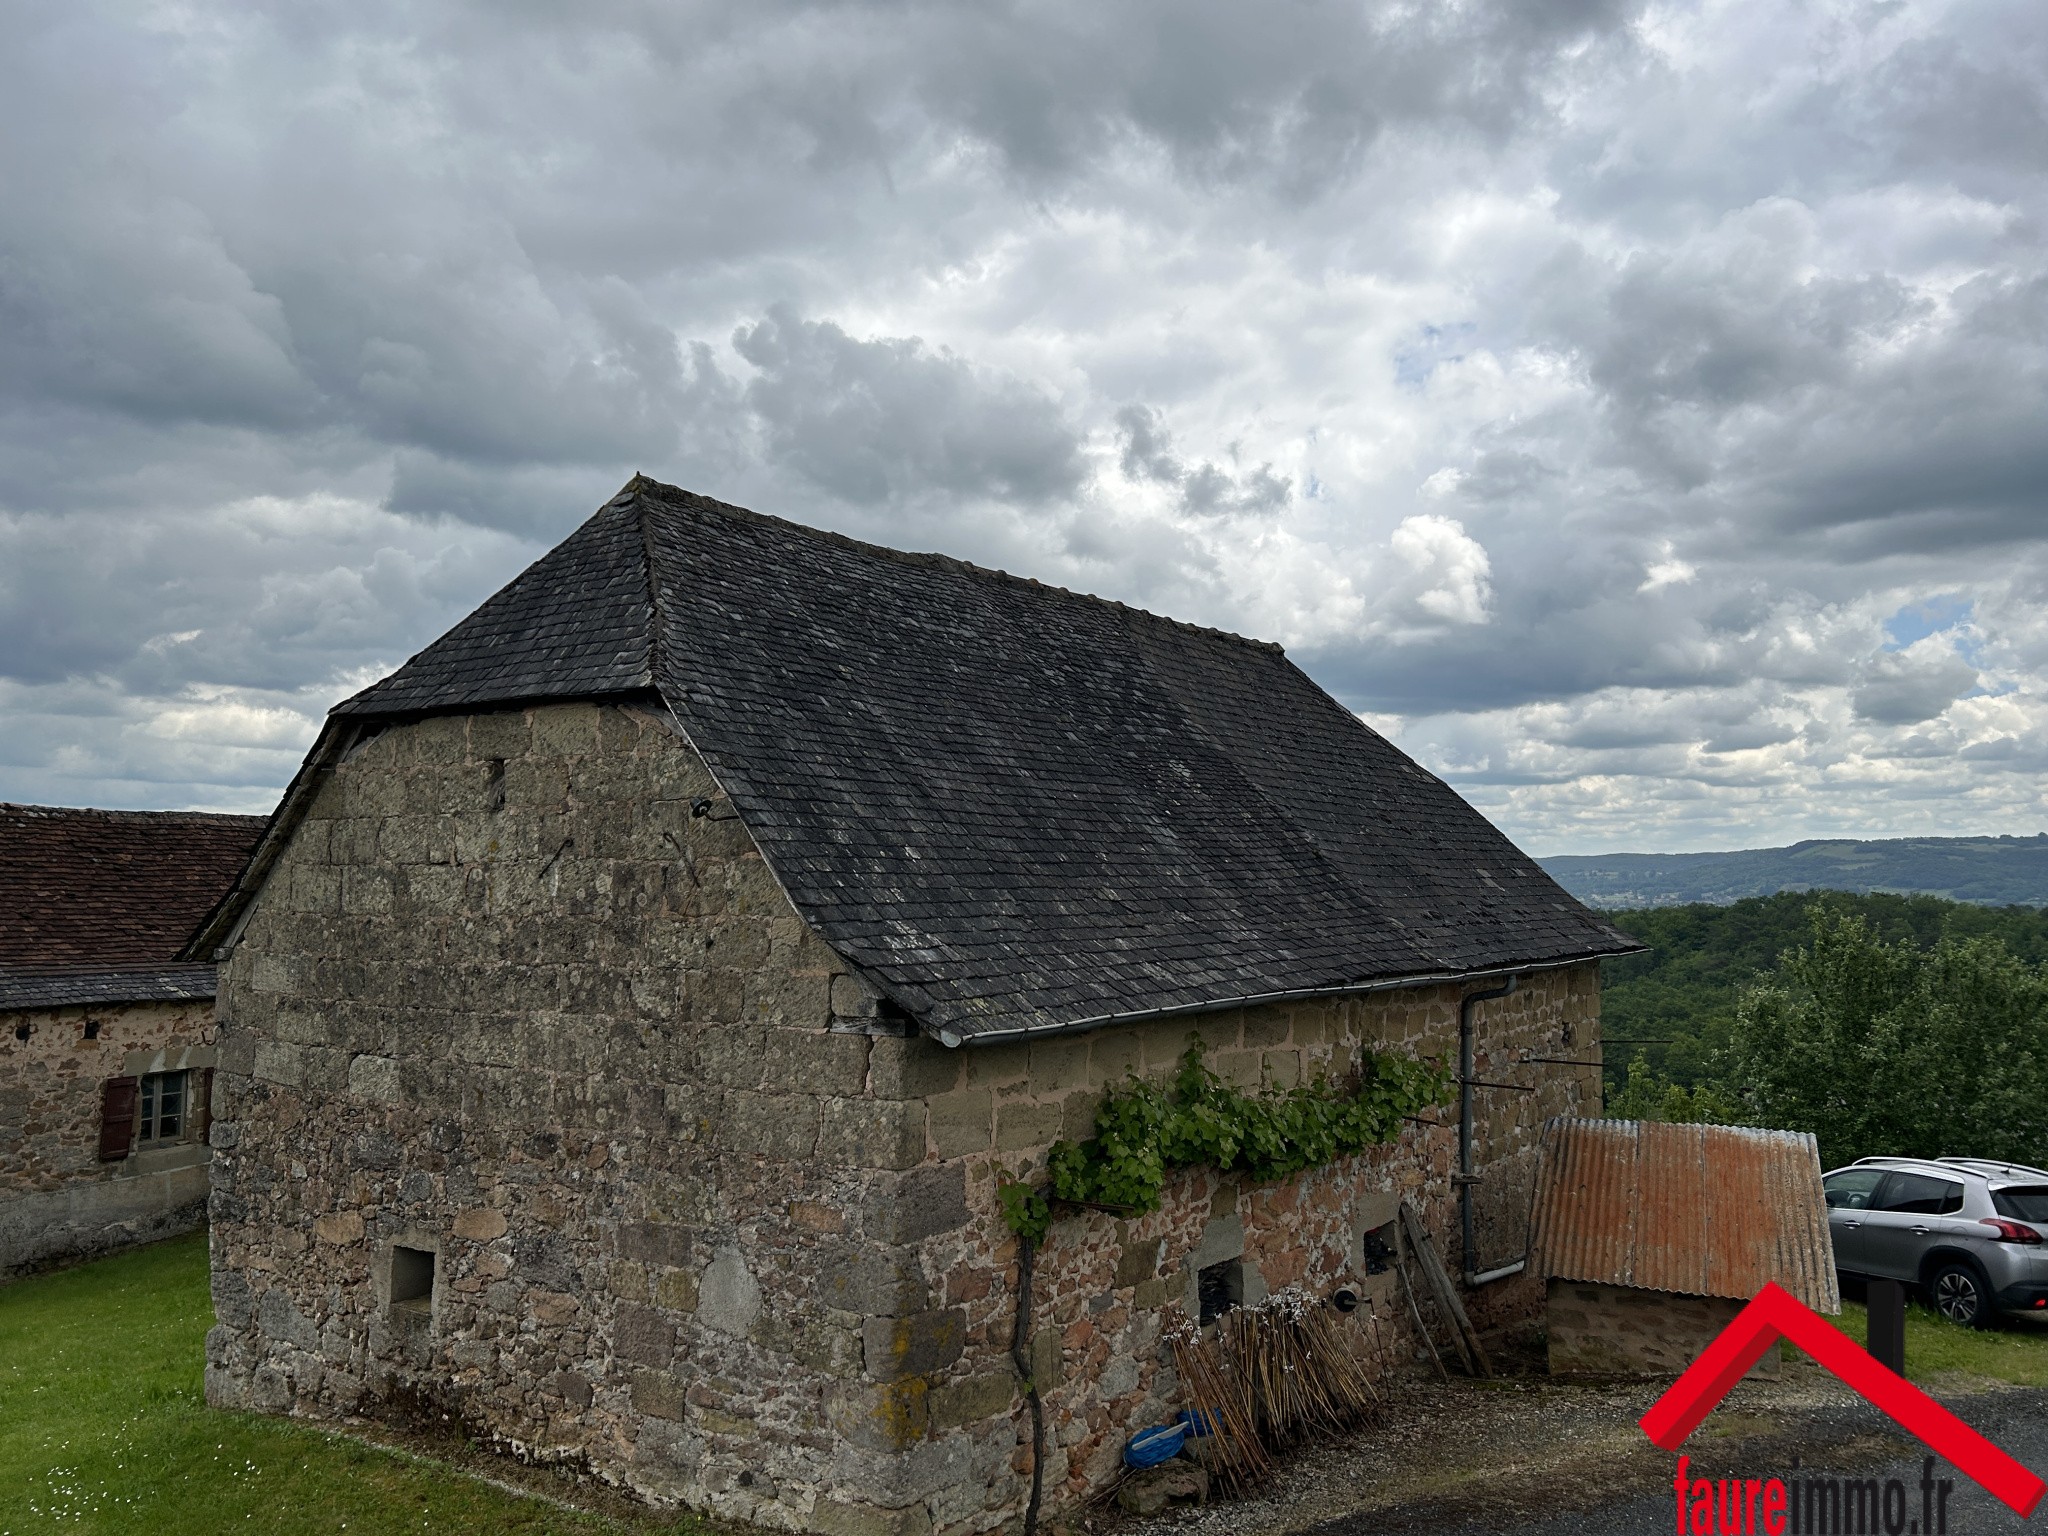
(1168, 1289, 1393, 1495)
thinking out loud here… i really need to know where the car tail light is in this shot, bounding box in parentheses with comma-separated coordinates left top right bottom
(1979, 1217, 2044, 1243)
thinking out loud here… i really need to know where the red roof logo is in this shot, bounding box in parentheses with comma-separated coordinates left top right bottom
(1640, 1282, 2045, 1518)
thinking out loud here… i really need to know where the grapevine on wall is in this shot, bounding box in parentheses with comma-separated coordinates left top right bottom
(997, 1040, 1453, 1242)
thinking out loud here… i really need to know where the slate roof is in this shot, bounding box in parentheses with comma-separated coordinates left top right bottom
(231, 478, 1639, 1042)
(0, 803, 266, 969)
(0, 964, 220, 1014)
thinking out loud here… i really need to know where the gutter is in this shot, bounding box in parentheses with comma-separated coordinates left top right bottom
(931, 954, 1600, 1049)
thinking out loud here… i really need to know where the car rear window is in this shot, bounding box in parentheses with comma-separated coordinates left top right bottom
(1874, 1172, 1965, 1215)
(1993, 1187, 2048, 1222)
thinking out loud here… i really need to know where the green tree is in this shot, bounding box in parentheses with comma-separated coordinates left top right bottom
(1725, 908, 2048, 1165)
(1606, 1052, 1740, 1125)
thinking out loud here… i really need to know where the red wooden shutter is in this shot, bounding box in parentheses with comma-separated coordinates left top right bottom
(195, 1068, 216, 1146)
(98, 1076, 139, 1161)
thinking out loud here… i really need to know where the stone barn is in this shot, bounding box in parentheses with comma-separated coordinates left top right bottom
(190, 477, 1639, 1534)
(1, 802, 266, 1275)
(1531, 1117, 1838, 1377)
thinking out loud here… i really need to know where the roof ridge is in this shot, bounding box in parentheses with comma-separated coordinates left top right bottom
(628, 480, 667, 685)
(630, 475, 1287, 657)
(1, 802, 268, 824)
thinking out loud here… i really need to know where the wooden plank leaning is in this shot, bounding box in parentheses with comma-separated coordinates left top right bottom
(1399, 1198, 1491, 1378)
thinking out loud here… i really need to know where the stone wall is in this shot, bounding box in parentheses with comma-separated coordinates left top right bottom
(1, 996, 216, 1276)
(1545, 1279, 1778, 1378)
(911, 961, 1602, 1507)
(207, 699, 1604, 1535)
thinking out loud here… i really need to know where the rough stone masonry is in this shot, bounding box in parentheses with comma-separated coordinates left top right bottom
(205, 701, 1605, 1535)
(0, 994, 216, 1274)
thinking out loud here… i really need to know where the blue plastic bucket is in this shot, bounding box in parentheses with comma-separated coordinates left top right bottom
(1123, 1422, 1188, 1468)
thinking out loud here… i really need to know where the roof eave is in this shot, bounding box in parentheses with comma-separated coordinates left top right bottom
(934, 948, 1628, 1048)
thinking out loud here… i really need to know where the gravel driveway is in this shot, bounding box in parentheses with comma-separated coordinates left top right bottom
(1116, 1354, 2047, 1536)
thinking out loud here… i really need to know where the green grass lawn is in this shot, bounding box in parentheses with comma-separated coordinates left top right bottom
(1826, 1292, 2048, 1389)
(0, 1232, 681, 1536)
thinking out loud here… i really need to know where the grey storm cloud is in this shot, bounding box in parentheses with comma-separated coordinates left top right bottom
(3, 0, 2048, 852)
(1852, 648, 1982, 727)
(1114, 406, 1289, 518)
(733, 310, 1086, 508)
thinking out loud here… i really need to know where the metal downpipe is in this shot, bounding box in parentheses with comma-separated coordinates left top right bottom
(1459, 974, 1519, 1282)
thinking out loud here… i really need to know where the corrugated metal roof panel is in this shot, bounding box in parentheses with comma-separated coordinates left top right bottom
(1531, 1117, 1839, 1312)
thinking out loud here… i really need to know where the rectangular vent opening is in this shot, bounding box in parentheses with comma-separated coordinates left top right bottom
(391, 1246, 436, 1311)
(1197, 1258, 1244, 1326)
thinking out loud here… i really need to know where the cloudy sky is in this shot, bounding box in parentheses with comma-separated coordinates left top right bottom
(4, 0, 2046, 854)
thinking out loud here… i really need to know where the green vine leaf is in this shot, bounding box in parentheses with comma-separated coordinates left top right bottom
(997, 1176, 1052, 1245)
(995, 1037, 1452, 1237)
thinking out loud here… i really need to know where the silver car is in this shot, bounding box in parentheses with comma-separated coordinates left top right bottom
(1821, 1156, 2048, 1327)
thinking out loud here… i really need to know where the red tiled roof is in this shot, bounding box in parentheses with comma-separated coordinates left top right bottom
(0, 803, 268, 967)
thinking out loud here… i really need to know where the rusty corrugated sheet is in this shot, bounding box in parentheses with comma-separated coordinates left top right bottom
(1530, 1117, 1839, 1312)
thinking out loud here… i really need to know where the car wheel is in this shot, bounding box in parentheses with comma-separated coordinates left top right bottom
(1928, 1262, 1990, 1328)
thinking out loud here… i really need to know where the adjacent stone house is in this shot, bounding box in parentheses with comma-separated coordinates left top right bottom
(1531, 1117, 1838, 1377)
(190, 477, 1639, 1534)
(1, 802, 266, 1275)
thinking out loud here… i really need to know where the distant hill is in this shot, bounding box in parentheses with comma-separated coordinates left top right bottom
(1540, 834, 2048, 909)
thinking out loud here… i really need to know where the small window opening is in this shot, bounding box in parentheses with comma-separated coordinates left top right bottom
(137, 1070, 188, 1144)
(1363, 1221, 1395, 1276)
(13, 1023, 28, 1042)
(1198, 1259, 1244, 1326)
(486, 758, 506, 812)
(83, 1019, 100, 1040)
(391, 1246, 436, 1311)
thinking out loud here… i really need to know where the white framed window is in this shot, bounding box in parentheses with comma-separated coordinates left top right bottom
(137, 1070, 189, 1145)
